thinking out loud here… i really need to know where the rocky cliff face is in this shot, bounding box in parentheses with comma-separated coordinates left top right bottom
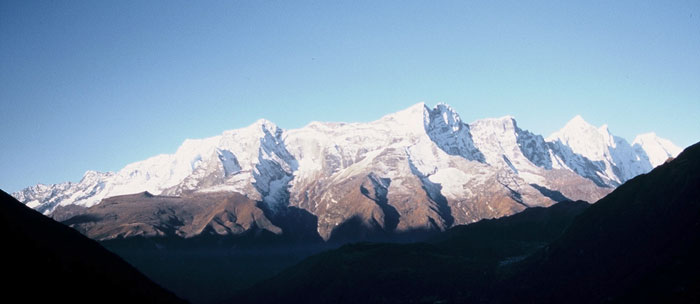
(14, 103, 680, 241)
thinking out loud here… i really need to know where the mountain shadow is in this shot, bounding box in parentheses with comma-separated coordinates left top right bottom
(263, 204, 325, 244)
(407, 157, 455, 228)
(0, 189, 185, 303)
(360, 174, 400, 232)
(530, 183, 572, 202)
(326, 215, 439, 245)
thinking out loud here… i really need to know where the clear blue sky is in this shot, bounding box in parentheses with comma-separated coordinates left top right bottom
(2, 0, 699, 193)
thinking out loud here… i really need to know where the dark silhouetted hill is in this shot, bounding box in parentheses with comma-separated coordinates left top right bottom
(0, 190, 186, 303)
(502, 141, 700, 303)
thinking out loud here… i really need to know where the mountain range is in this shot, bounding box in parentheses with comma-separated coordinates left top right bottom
(13, 103, 682, 241)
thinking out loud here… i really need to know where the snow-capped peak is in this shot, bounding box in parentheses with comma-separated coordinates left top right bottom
(633, 132, 682, 167)
(254, 118, 276, 128)
(545, 115, 661, 186)
(432, 103, 461, 126)
(378, 103, 469, 135)
(547, 115, 614, 162)
(422, 104, 484, 162)
(570, 114, 585, 122)
(425, 103, 464, 132)
(376, 102, 430, 135)
(249, 118, 279, 134)
(469, 115, 537, 170)
(549, 115, 598, 138)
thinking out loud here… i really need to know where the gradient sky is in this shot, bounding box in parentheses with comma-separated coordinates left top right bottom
(2, 0, 699, 193)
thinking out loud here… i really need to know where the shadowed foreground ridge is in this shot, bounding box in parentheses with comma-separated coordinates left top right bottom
(233, 141, 700, 304)
(0, 190, 186, 303)
(503, 141, 700, 303)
